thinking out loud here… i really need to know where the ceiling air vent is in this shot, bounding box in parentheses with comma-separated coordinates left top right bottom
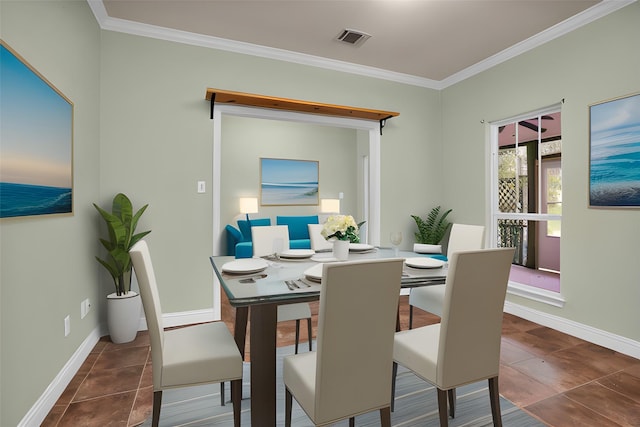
(337, 29, 371, 46)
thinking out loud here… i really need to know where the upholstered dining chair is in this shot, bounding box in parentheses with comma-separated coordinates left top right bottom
(393, 247, 514, 426)
(308, 223, 333, 252)
(130, 240, 243, 427)
(408, 223, 485, 327)
(283, 258, 404, 427)
(252, 225, 314, 354)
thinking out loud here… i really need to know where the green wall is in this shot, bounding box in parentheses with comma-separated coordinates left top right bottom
(0, 1, 101, 425)
(1, 0, 638, 425)
(441, 2, 640, 339)
(98, 30, 442, 313)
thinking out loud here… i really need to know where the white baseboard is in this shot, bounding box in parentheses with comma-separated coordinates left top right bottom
(20, 308, 218, 426)
(504, 301, 640, 359)
(19, 328, 102, 427)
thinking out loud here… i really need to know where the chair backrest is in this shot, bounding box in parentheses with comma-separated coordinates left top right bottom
(314, 259, 404, 424)
(129, 240, 165, 389)
(237, 217, 271, 242)
(308, 223, 333, 252)
(251, 225, 290, 257)
(446, 223, 485, 258)
(437, 248, 514, 389)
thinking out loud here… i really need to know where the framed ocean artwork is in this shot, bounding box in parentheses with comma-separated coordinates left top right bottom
(589, 92, 640, 208)
(260, 158, 319, 206)
(0, 40, 74, 219)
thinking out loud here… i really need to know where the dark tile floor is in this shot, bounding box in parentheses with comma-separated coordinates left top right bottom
(43, 296, 640, 426)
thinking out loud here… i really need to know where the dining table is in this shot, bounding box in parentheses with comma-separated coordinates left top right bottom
(210, 247, 447, 426)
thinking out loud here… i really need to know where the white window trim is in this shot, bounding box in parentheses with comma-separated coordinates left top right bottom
(488, 103, 565, 306)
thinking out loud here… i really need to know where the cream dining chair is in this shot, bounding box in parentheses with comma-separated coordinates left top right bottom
(252, 225, 314, 353)
(308, 223, 333, 252)
(283, 258, 404, 426)
(393, 247, 514, 426)
(130, 240, 243, 427)
(408, 223, 485, 327)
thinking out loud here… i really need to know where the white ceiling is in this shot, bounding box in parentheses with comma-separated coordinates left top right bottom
(91, 0, 633, 89)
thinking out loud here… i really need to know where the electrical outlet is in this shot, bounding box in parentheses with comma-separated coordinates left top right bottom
(64, 316, 71, 337)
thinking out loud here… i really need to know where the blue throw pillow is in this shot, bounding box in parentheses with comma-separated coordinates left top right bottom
(276, 215, 319, 240)
(237, 218, 271, 241)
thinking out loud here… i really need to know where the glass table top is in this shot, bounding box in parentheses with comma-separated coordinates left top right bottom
(210, 248, 447, 307)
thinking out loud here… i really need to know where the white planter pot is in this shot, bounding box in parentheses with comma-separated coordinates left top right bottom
(413, 243, 443, 254)
(332, 239, 350, 261)
(107, 291, 141, 344)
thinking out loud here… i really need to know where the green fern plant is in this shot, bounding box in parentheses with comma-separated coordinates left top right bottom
(411, 206, 453, 244)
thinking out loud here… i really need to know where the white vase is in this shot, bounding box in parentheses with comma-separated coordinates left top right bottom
(332, 239, 350, 261)
(107, 291, 141, 344)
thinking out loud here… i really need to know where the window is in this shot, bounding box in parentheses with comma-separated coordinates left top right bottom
(491, 106, 562, 293)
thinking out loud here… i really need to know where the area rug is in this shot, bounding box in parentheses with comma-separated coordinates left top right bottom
(141, 343, 544, 426)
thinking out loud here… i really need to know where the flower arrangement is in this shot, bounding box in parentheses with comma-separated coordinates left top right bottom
(321, 214, 365, 243)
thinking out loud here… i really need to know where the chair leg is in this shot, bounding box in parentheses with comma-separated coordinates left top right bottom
(231, 379, 242, 427)
(294, 319, 300, 354)
(391, 361, 398, 412)
(307, 318, 313, 351)
(152, 390, 162, 427)
(380, 406, 391, 427)
(488, 377, 503, 427)
(436, 388, 449, 427)
(409, 305, 414, 329)
(349, 416, 355, 426)
(220, 382, 225, 406)
(448, 388, 456, 418)
(285, 388, 293, 427)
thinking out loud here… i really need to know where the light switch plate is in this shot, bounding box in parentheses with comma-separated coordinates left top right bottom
(197, 181, 206, 193)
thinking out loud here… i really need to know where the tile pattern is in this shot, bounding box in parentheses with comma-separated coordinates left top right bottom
(43, 296, 640, 426)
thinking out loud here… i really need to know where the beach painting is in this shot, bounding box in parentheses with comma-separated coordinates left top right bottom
(589, 92, 640, 208)
(260, 158, 319, 206)
(0, 41, 73, 218)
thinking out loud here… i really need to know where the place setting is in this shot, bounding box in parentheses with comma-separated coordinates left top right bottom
(220, 257, 269, 275)
(276, 249, 315, 261)
(348, 243, 377, 254)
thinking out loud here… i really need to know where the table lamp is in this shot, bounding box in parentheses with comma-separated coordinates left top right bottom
(239, 197, 259, 222)
(320, 198, 340, 214)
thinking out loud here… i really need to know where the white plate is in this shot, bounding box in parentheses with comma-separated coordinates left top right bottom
(221, 258, 269, 274)
(303, 263, 324, 282)
(310, 254, 341, 263)
(349, 243, 375, 252)
(279, 249, 315, 259)
(405, 257, 445, 269)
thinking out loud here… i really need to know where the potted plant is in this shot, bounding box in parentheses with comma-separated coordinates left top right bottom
(321, 215, 365, 260)
(94, 193, 151, 343)
(411, 206, 452, 253)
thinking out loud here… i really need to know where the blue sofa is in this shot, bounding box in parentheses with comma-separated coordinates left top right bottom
(225, 215, 319, 258)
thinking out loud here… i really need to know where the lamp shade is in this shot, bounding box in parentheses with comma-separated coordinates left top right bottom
(239, 197, 259, 214)
(320, 198, 340, 213)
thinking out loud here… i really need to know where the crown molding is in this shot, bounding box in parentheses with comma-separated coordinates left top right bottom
(440, 0, 636, 88)
(88, 0, 636, 90)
